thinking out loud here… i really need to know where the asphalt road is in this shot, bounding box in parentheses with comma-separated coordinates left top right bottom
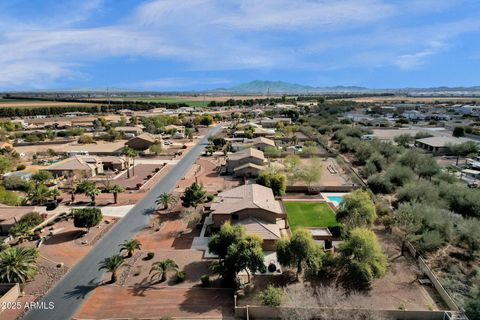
(23, 125, 221, 320)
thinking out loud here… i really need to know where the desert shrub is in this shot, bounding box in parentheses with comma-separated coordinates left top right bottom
(2, 175, 29, 191)
(385, 165, 414, 187)
(16, 164, 26, 171)
(200, 274, 210, 287)
(257, 285, 283, 307)
(367, 174, 393, 194)
(419, 230, 444, 252)
(206, 194, 214, 202)
(0, 186, 20, 205)
(145, 252, 155, 260)
(175, 271, 186, 283)
(439, 183, 480, 219)
(395, 180, 440, 205)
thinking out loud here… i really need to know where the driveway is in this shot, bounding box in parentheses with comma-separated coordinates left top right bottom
(23, 125, 221, 320)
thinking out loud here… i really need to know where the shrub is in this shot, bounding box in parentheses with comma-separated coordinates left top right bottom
(367, 174, 393, 194)
(385, 165, 414, 187)
(176, 271, 186, 283)
(200, 274, 210, 287)
(145, 252, 155, 260)
(2, 175, 28, 191)
(395, 181, 440, 205)
(0, 186, 20, 205)
(206, 194, 214, 202)
(257, 285, 283, 307)
(16, 164, 26, 171)
(72, 208, 103, 230)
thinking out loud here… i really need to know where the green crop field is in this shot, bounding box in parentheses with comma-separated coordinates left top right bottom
(285, 201, 339, 230)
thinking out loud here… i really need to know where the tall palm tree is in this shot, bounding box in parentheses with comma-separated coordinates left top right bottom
(0, 247, 39, 284)
(119, 239, 141, 258)
(149, 259, 178, 283)
(107, 184, 124, 204)
(120, 146, 138, 178)
(98, 255, 126, 283)
(156, 192, 177, 210)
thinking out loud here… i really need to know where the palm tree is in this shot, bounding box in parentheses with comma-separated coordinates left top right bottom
(84, 184, 100, 205)
(50, 188, 60, 202)
(26, 183, 52, 205)
(107, 184, 124, 204)
(119, 239, 141, 258)
(120, 146, 138, 178)
(0, 247, 39, 284)
(156, 192, 177, 210)
(149, 259, 178, 283)
(98, 255, 126, 283)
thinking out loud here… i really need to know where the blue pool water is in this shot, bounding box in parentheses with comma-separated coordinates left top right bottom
(327, 196, 344, 205)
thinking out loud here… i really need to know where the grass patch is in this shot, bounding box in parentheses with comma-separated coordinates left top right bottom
(285, 201, 339, 230)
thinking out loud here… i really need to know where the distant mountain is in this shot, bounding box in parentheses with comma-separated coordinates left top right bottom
(213, 80, 370, 94)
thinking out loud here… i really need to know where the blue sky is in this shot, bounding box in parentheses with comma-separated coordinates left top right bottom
(1, 0, 480, 91)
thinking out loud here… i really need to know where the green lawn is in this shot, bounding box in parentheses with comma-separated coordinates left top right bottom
(284, 201, 339, 230)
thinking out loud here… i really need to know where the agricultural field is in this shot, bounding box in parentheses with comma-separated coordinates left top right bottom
(338, 95, 480, 103)
(284, 201, 339, 230)
(0, 99, 97, 108)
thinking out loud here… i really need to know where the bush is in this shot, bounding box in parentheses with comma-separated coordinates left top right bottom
(20, 212, 44, 226)
(257, 285, 283, 307)
(176, 271, 186, 283)
(367, 174, 393, 194)
(72, 208, 103, 230)
(206, 194, 214, 202)
(385, 165, 414, 187)
(200, 274, 210, 287)
(16, 164, 26, 171)
(2, 175, 28, 191)
(145, 252, 155, 260)
(0, 186, 20, 205)
(395, 181, 440, 205)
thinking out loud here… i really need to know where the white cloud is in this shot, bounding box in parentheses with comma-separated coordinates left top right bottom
(0, 0, 479, 88)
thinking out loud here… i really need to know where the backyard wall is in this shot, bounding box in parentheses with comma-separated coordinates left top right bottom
(0, 283, 20, 312)
(234, 305, 448, 320)
(286, 185, 357, 193)
(405, 242, 461, 312)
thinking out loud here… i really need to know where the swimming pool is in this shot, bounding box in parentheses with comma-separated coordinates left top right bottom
(326, 196, 344, 205)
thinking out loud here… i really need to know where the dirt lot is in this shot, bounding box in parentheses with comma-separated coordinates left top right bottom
(237, 225, 445, 311)
(177, 157, 242, 193)
(75, 204, 235, 319)
(3, 216, 118, 320)
(281, 157, 352, 187)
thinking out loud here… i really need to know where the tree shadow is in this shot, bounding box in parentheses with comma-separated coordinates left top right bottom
(178, 287, 234, 317)
(63, 278, 102, 300)
(44, 230, 85, 245)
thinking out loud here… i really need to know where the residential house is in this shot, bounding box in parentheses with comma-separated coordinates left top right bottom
(415, 136, 472, 154)
(99, 156, 128, 171)
(260, 117, 292, 128)
(226, 148, 267, 176)
(45, 156, 104, 178)
(125, 133, 162, 151)
(208, 184, 288, 250)
(114, 126, 143, 136)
